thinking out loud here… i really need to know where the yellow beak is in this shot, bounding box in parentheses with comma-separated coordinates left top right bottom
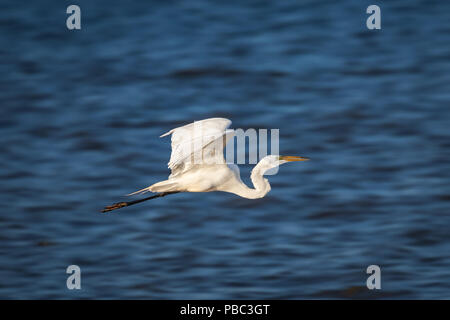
(279, 155, 310, 162)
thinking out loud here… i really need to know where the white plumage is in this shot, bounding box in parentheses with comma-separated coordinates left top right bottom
(128, 117, 308, 198)
(161, 118, 233, 178)
(102, 118, 308, 212)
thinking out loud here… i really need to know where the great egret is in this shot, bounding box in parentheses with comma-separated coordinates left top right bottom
(102, 118, 308, 212)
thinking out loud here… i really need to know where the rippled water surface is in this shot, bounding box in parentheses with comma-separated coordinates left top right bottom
(1, 0, 450, 299)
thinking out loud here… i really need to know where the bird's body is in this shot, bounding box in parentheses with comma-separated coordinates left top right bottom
(149, 161, 270, 198)
(102, 118, 308, 212)
(156, 164, 236, 193)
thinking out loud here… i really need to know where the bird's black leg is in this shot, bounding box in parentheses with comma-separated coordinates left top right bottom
(101, 192, 179, 213)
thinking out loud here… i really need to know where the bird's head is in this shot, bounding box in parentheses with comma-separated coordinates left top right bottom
(256, 154, 309, 175)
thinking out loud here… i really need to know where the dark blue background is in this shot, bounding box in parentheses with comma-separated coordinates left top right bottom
(0, 0, 449, 298)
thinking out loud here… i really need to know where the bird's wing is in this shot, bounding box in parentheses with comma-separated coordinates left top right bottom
(160, 118, 233, 177)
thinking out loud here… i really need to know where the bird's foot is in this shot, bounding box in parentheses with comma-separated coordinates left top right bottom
(101, 201, 127, 213)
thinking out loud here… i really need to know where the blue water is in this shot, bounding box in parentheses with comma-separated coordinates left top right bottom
(1, 0, 449, 299)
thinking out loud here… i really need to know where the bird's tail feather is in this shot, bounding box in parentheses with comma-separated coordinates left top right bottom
(126, 186, 151, 196)
(127, 181, 179, 196)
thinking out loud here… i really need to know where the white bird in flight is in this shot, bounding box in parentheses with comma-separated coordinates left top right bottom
(102, 118, 309, 212)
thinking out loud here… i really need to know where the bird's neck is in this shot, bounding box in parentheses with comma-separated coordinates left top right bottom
(234, 161, 271, 199)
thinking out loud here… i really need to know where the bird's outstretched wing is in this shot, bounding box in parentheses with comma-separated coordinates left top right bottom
(160, 118, 234, 177)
